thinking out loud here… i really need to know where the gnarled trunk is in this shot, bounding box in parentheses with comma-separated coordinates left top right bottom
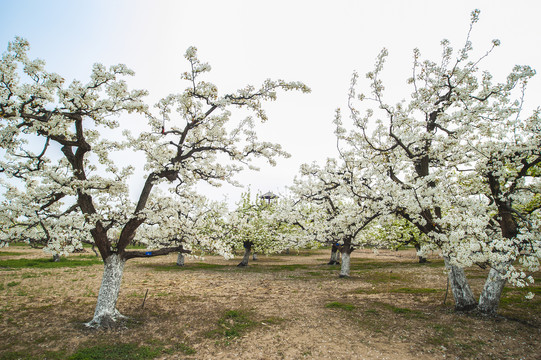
(176, 252, 185, 266)
(444, 256, 476, 311)
(85, 254, 126, 328)
(237, 241, 252, 267)
(478, 262, 510, 316)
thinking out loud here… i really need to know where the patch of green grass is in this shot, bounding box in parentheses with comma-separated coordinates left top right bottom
(6, 281, 20, 287)
(325, 301, 355, 311)
(235, 264, 310, 273)
(21, 273, 39, 279)
(67, 343, 161, 360)
(168, 343, 196, 355)
(206, 309, 257, 341)
(267, 264, 309, 271)
(0, 251, 26, 257)
(364, 309, 380, 315)
(0, 256, 102, 269)
(498, 286, 541, 312)
(6, 242, 31, 247)
(125, 244, 148, 250)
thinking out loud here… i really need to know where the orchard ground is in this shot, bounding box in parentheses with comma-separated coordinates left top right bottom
(0, 246, 539, 360)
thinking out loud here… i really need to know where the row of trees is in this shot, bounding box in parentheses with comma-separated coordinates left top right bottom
(1, 10, 539, 328)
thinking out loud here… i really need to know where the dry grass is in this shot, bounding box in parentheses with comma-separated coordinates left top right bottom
(0, 246, 539, 359)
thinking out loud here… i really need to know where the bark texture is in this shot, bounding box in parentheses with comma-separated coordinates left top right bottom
(339, 240, 353, 277)
(478, 262, 509, 316)
(444, 256, 477, 311)
(339, 252, 351, 277)
(85, 254, 126, 328)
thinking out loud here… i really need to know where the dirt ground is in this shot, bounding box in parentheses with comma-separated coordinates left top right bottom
(1, 247, 540, 359)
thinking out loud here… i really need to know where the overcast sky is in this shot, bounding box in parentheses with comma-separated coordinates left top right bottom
(3, 0, 541, 207)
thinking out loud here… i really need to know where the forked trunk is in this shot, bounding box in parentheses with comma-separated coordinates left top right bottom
(176, 252, 185, 266)
(85, 254, 126, 328)
(444, 256, 477, 311)
(478, 262, 510, 316)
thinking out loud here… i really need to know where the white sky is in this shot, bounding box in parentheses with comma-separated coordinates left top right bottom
(3, 0, 541, 207)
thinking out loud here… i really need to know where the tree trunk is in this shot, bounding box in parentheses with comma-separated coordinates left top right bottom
(339, 252, 351, 277)
(52, 254, 60, 262)
(478, 262, 510, 316)
(252, 252, 258, 261)
(328, 243, 340, 265)
(237, 241, 252, 267)
(85, 254, 126, 328)
(176, 253, 185, 266)
(444, 256, 477, 311)
(339, 241, 353, 278)
(414, 244, 427, 263)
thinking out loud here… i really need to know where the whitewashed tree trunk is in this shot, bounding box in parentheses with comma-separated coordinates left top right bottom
(85, 254, 126, 328)
(329, 250, 339, 264)
(339, 252, 351, 278)
(414, 244, 427, 263)
(328, 244, 340, 265)
(444, 256, 477, 311)
(478, 262, 510, 316)
(252, 252, 258, 261)
(176, 253, 185, 266)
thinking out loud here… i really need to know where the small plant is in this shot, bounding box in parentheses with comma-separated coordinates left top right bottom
(7, 281, 20, 287)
